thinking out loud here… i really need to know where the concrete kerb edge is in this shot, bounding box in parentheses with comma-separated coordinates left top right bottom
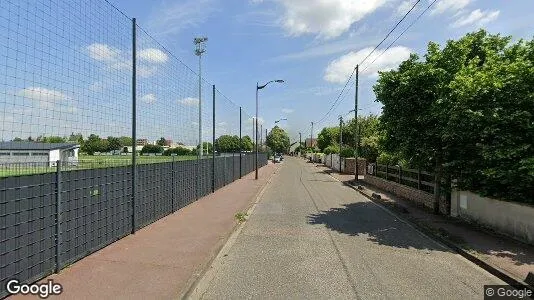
(318, 166, 533, 292)
(181, 163, 281, 299)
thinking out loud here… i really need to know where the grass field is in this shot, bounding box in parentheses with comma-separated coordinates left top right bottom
(0, 155, 200, 178)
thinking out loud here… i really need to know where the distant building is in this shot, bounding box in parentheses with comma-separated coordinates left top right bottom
(136, 139, 148, 146)
(305, 138, 317, 148)
(0, 142, 80, 166)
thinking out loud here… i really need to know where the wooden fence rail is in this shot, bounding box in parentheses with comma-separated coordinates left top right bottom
(373, 163, 435, 194)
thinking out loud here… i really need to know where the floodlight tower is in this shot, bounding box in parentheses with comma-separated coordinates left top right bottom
(194, 37, 208, 157)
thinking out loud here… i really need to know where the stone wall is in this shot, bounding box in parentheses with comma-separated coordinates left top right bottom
(363, 175, 437, 211)
(342, 158, 366, 175)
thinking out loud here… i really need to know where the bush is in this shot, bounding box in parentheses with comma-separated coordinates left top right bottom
(140, 144, 163, 154)
(324, 145, 339, 155)
(163, 146, 191, 156)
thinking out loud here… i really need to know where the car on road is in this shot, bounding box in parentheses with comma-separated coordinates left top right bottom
(273, 154, 281, 163)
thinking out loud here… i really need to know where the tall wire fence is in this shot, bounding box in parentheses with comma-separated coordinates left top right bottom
(0, 0, 268, 297)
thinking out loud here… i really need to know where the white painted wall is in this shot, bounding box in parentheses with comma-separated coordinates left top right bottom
(49, 149, 60, 165)
(451, 190, 534, 245)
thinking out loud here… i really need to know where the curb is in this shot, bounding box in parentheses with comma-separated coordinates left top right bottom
(320, 166, 533, 293)
(180, 163, 281, 299)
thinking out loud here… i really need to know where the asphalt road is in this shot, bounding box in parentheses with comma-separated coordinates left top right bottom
(192, 157, 504, 299)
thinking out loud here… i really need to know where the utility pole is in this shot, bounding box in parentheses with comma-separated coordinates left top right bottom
(354, 64, 359, 184)
(310, 122, 314, 151)
(339, 115, 343, 172)
(299, 132, 302, 156)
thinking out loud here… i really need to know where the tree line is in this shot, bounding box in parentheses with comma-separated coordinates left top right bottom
(317, 30, 533, 204)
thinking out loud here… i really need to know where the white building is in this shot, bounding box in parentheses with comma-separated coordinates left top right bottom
(0, 142, 80, 166)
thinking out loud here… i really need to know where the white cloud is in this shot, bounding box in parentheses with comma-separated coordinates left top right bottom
(431, 0, 471, 15)
(269, 35, 379, 62)
(396, 0, 415, 16)
(324, 46, 412, 83)
(17, 87, 71, 109)
(178, 97, 199, 106)
(138, 48, 169, 63)
(282, 108, 294, 114)
(88, 44, 163, 78)
(275, 0, 387, 39)
(18, 87, 67, 102)
(452, 9, 500, 28)
(148, 0, 217, 37)
(141, 94, 157, 104)
(87, 43, 121, 62)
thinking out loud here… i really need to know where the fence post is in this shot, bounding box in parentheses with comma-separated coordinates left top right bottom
(172, 155, 175, 211)
(212, 85, 215, 193)
(239, 107, 242, 179)
(417, 168, 421, 190)
(55, 160, 62, 273)
(131, 17, 137, 234)
(398, 166, 402, 184)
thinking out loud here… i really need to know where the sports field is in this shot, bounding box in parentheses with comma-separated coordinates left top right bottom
(0, 154, 200, 178)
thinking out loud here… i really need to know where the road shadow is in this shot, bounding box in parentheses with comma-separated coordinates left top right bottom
(308, 201, 451, 252)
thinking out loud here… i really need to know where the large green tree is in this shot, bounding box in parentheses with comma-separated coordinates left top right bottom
(374, 30, 534, 203)
(241, 135, 254, 151)
(317, 127, 339, 151)
(215, 135, 240, 153)
(266, 126, 290, 153)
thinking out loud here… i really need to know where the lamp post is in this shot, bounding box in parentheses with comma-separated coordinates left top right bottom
(256, 79, 284, 180)
(274, 118, 287, 125)
(194, 36, 207, 198)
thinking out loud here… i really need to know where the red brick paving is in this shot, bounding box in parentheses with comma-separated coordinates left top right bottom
(10, 162, 280, 300)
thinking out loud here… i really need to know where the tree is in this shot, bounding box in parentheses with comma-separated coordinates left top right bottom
(141, 144, 164, 154)
(68, 132, 84, 144)
(12, 137, 22, 142)
(317, 127, 339, 151)
(107, 136, 122, 152)
(266, 126, 290, 154)
(215, 135, 240, 153)
(82, 134, 102, 155)
(156, 137, 167, 146)
(40, 136, 66, 143)
(374, 30, 534, 204)
(241, 136, 253, 151)
(118, 136, 133, 146)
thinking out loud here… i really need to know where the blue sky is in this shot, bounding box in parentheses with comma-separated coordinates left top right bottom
(0, 0, 533, 145)
(110, 0, 533, 141)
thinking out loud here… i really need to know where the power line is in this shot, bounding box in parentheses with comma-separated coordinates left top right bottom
(312, 0, 422, 127)
(314, 70, 355, 126)
(361, 0, 438, 74)
(359, 0, 421, 67)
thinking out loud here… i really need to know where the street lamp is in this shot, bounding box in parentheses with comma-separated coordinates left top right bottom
(274, 118, 287, 124)
(256, 79, 284, 180)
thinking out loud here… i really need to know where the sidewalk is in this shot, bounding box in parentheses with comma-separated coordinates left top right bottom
(314, 163, 534, 289)
(11, 162, 280, 300)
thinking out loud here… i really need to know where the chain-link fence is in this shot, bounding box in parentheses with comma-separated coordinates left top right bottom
(0, 0, 268, 297)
